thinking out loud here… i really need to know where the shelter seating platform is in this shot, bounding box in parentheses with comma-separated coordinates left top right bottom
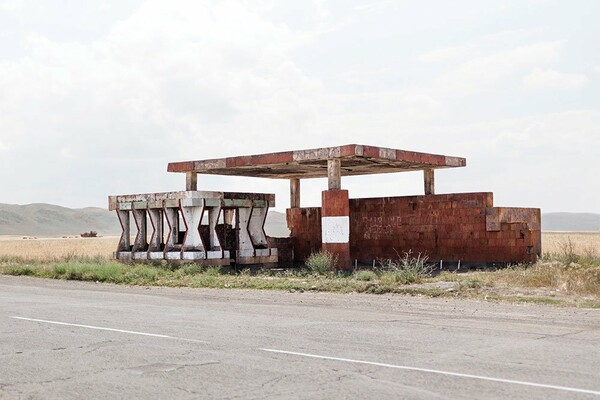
(108, 191, 277, 265)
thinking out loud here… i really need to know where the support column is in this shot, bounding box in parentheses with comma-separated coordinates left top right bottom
(290, 178, 300, 208)
(116, 209, 130, 254)
(424, 168, 435, 195)
(186, 171, 197, 191)
(224, 209, 235, 226)
(208, 206, 222, 251)
(321, 189, 351, 270)
(132, 208, 148, 254)
(237, 207, 254, 257)
(163, 206, 180, 258)
(248, 206, 269, 249)
(327, 159, 341, 190)
(147, 208, 164, 259)
(180, 199, 206, 258)
(207, 205, 230, 261)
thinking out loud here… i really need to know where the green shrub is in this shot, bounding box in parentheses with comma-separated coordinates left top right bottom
(6, 266, 35, 276)
(205, 265, 223, 276)
(180, 264, 203, 275)
(305, 251, 338, 274)
(52, 265, 67, 276)
(379, 250, 432, 284)
(354, 270, 376, 281)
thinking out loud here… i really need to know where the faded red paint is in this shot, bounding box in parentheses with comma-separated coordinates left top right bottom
(288, 192, 541, 265)
(166, 144, 465, 178)
(321, 190, 351, 269)
(286, 207, 322, 263)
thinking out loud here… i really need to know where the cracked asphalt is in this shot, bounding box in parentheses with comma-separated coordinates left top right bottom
(1, 275, 599, 399)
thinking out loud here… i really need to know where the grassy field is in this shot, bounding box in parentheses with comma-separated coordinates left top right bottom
(1, 232, 597, 260)
(542, 231, 599, 255)
(0, 232, 598, 308)
(0, 236, 118, 260)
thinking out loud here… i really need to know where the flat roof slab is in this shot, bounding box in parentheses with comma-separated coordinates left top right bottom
(167, 144, 466, 179)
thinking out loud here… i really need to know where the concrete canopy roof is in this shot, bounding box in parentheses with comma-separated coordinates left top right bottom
(167, 144, 466, 179)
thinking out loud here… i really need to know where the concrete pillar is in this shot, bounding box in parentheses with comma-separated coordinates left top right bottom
(180, 200, 206, 254)
(290, 178, 301, 208)
(248, 206, 268, 248)
(208, 206, 222, 251)
(147, 208, 163, 254)
(237, 207, 254, 257)
(116, 210, 130, 253)
(186, 171, 198, 191)
(132, 208, 148, 252)
(327, 159, 341, 190)
(321, 190, 351, 270)
(163, 207, 179, 254)
(424, 168, 435, 195)
(224, 209, 235, 226)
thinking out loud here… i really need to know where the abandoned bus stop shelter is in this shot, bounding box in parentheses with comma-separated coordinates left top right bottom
(142, 144, 540, 269)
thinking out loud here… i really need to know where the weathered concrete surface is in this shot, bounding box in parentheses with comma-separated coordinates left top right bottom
(167, 144, 466, 179)
(290, 192, 541, 264)
(109, 191, 277, 265)
(1, 276, 598, 399)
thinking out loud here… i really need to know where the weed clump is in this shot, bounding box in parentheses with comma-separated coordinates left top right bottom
(354, 270, 377, 281)
(205, 265, 224, 276)
(305, 251, 338, 274)
(378, 251, 432, 284)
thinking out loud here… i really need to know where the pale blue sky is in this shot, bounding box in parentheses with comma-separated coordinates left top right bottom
(0, 0, 598, 213)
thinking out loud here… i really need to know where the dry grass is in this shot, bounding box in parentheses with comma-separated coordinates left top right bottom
(432, 233, 599, 306)
(0, 236, 118, 261)
(542, 232, 599, 255)
(0, 232, 596, 260)
(0, 232, 598, 307)
(437, 260, 600, 298)
(486, 262, 599, 295)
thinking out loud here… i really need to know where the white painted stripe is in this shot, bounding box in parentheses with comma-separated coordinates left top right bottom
(10, 317, 207, 344)
(260, 348, 600, 396)
(321, 216, 349, 243)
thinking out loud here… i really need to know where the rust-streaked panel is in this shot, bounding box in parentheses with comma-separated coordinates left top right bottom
(166, 144, 466, 179)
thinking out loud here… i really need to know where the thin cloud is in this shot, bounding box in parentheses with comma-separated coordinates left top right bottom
(524, 68, 589, 89)
(0, 0, 22, 11)
(432, 41, 564, 96)
(418, 46, 465, 63)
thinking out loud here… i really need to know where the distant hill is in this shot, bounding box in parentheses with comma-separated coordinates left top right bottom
(0, 203, 290, 237)
(1, 203, 595, 236)
(0, 203, 120, 236)
(541, 212, 599, 232)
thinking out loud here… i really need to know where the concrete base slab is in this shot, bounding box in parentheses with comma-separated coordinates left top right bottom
(237, 255, 278, 265)
(182, 251, 207, 261)
(164, 252, 181, 260)
(116, 252, 132, 261)
(148, 252, 164, 260)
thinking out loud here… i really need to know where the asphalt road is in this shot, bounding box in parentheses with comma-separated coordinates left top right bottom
(1, 275, 599, 399)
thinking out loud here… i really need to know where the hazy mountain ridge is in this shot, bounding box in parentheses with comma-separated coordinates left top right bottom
(0, 203, 291, 237)
(0, 204, 596, 236)
(541, 212, 600, 232)
(0, 203, 120, 236)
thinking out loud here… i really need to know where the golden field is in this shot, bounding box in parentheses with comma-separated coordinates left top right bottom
(0, 232, 597, 261)
(541, 232, 599, 255)
(0, 236, 119, 260)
